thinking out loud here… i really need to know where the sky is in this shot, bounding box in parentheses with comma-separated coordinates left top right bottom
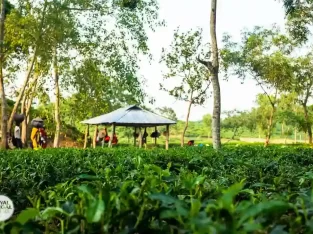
(140, 0, 286, 121)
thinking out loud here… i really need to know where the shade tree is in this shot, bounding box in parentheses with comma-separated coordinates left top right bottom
(197, 0, 221, 150)
(160, 28, 210, 147)
(221, 26, 295, 146)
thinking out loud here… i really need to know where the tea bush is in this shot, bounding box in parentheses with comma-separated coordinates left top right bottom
(1, 145, 313, 233)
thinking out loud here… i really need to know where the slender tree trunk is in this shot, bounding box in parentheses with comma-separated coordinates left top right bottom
(210, 0, 221, 150)
(7, 54, 37, 133)
(21, 93, 27, 146)
(53, 47, 61, 148)
(181, 99, 193, 147)
(21, 73, 39, 147)
(264, 105, 275, 147)
(231, 127, 238, 140)
(302, 103, 312, 144)
(166, 125, 169, 150)
(93, 125, 98, 148)
(0, 0, 6, 149)
(84, 125, 89, 149)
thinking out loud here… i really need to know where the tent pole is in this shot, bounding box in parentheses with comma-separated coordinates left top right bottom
(144, 127, 147, 149)
(166, 125, 169, 150)
(109, 124, 115, 148)
(93, 125, 98, 148)
(139, 127, 142, 148)
(84, 125, 89, 149)
(154, 126, 157, 146)
(134, 127, 137, 147)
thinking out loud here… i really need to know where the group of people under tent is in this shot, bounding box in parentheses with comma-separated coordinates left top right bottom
(96, 128, 118, 147)
(95, 127, 164, 147)
(7, 115, 47, 150)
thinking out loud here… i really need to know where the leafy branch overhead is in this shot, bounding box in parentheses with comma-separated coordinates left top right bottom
(160, 28, 211, 105)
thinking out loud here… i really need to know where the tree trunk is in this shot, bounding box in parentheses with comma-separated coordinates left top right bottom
(181, 99, 192, 147)
(210, 0, 221, 150)
(84, 125, 89, 149)
(53, 47, 61, 148)
(0, 0, 6, 149)
(302, 103, 312, 144)
(264, 105, 275, 147)
(166, 124, 169, 150)
(7, 54, 37, 133)
(21, 93, 27, 146)
(93, 125, 98, 148)
(22, 71, 40, 147)
(231, 127, 238, 140)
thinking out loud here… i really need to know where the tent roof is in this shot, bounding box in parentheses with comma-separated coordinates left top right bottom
(81, 105, 176, 127)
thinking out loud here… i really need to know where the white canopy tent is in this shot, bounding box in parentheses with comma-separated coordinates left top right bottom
(81, 105, 176, 149)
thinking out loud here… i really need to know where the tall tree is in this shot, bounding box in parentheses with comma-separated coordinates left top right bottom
(0, 0, 6, 148)
(0, 0, 13, 148)
(160, 28, 210, 147)
(6, 1, 48, 133)
(222, 27, 294, 146)
(197, 0, 221, 150)
(48, 0, 162, 147)
(292, 55, 313, 143)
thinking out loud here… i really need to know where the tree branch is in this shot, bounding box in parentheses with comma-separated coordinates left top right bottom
(64, 7, 113, 14)
(252, 74, 276, 107)
(303, 79, 313, 105)
(194, 81, 211, 101)
(197, 55, 214, 72)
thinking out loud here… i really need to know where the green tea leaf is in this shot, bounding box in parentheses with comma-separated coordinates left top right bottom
(238, 201, 291, 226)
(16, 208, 39, 225)
(86, 199, 105, 223)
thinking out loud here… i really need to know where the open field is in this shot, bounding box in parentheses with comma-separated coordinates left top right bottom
(1, 145, 313, 233)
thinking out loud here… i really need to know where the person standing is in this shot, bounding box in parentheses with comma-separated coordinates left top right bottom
(30, 126, 39, 150)
(38, 126, 47, 149)
(14, 121, 23, 149)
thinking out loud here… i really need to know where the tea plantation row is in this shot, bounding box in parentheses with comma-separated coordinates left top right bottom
(1, 145, 313, 233)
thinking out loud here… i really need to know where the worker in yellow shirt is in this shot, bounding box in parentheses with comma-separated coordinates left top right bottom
(31, 127, 39, 150)
(30, 117, 44, 150)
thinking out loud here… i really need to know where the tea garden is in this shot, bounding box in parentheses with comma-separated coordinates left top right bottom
(0, 145, 313, 233)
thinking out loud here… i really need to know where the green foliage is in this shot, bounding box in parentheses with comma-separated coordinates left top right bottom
(156, 107, 178, 121)
(222, 110, 253, 139)
(202, 114, 212, 137)
(283, 0, 313, 43)
(160, 28, 210, 105)
(222, 26, 295, 93)
(1, 146, 313, 233)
